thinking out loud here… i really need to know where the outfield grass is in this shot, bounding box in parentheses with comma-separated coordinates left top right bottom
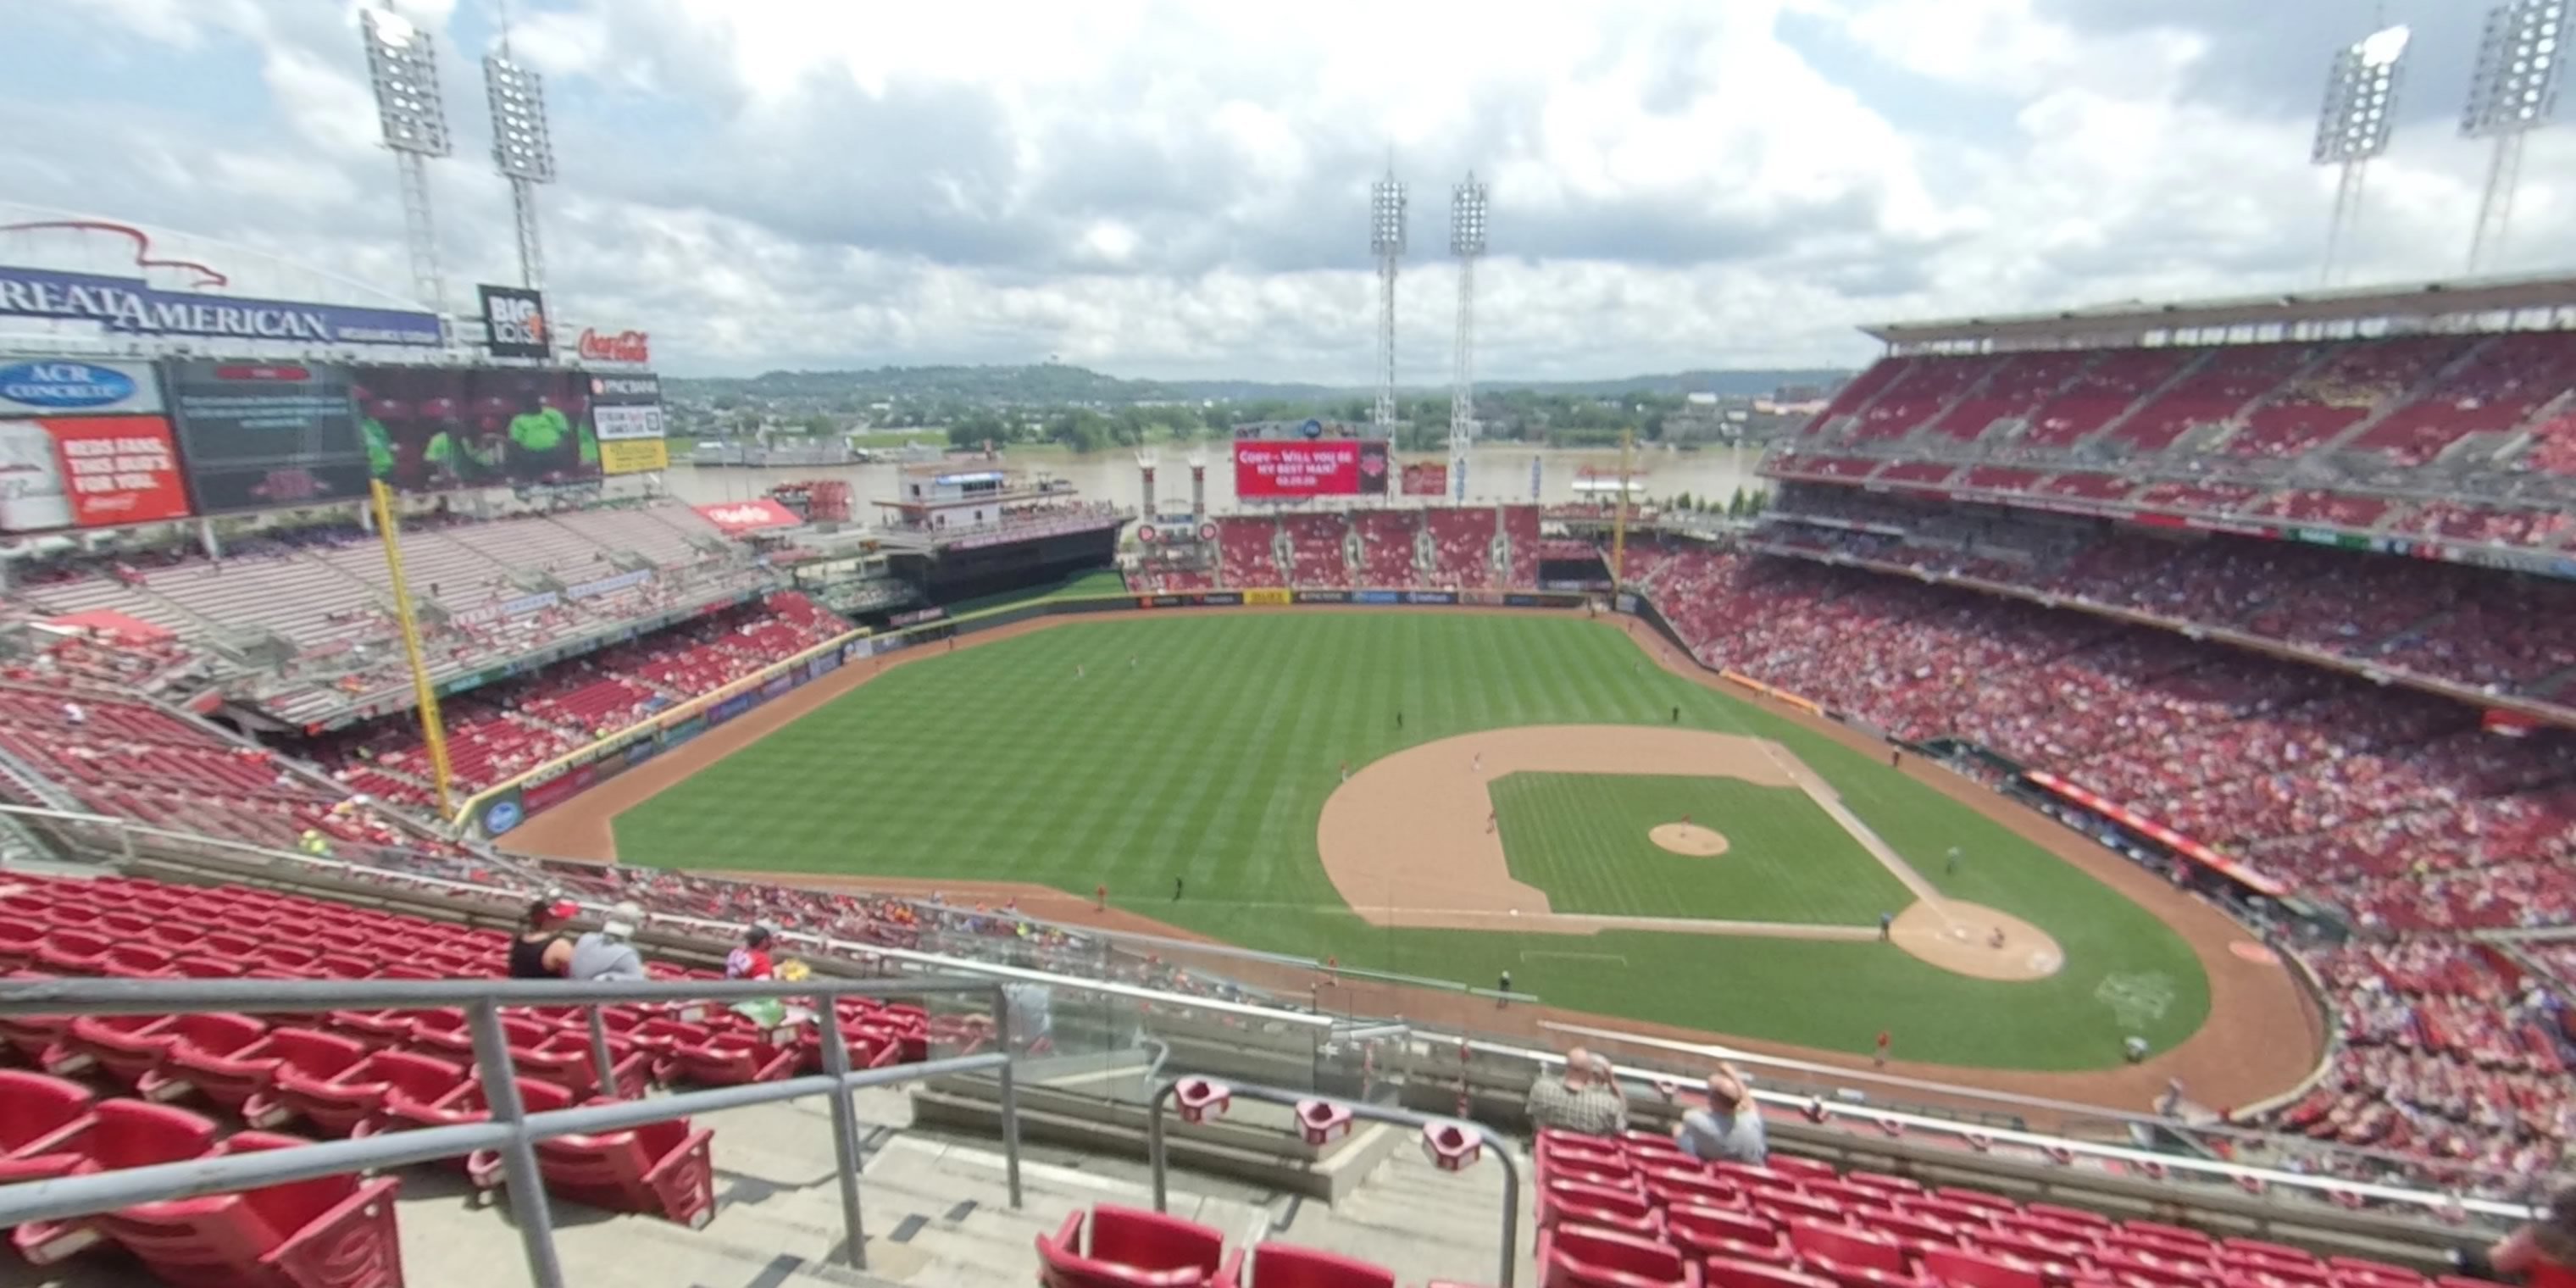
(1491, 773, 1910, 923)
(614, 612, 2212, 1069)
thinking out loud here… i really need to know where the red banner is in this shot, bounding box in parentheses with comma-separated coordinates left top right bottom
(0, 414, 191, 532)
(1234, 440, 1387, 497)
(693, 498, 802, 535)
(2024, 770, 2290, 898)
(1402, 461, 1449, 497)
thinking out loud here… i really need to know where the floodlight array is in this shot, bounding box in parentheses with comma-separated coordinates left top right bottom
(1450, 176, 1488, 257)
(2312, 25, 2411, 164)
(1371, 178, 1407, 256)
(363, 8, 452, 158)
(2464, 0, 2571, 137)
(485, 55, 557, 183)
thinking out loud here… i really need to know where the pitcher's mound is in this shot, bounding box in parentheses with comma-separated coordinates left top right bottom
(1890, 900, 2064, 981)
(1649, 823, 1731, 857)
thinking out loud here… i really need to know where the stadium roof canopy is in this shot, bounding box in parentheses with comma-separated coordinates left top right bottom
(1863, 271, 2576, 352)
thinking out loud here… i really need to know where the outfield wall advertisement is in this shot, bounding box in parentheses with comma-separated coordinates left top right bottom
(0, 358, 188, 533)
(589, 373, 668, 475)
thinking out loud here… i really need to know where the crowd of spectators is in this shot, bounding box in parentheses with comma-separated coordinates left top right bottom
(1623, 538, 2576, 1178)
(1130, 508, 1544, 592)
(1760, 486, 2576, 704)
(299, 592, 848, 806)
(2275, 941, 2570, 1186)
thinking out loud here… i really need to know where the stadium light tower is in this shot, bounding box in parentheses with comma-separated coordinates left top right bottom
(1369, 165, 1407, 435)
(2462, 0, 2572, 272)
(1448, 173, 1487, 502)
(485, 47, 558, 291)
(2310, 23, 2411, 286)
(361, 7, 452, 313)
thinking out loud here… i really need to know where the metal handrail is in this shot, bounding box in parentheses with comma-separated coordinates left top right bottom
(3, 802, 2532, 1219)
(0, 974, 1025, 1288)
(1146, 1078, 1523, 1288)
(1527, 1029, 2537, 1217)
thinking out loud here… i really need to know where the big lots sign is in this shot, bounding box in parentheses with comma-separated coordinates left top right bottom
(577, 329, 650, 364)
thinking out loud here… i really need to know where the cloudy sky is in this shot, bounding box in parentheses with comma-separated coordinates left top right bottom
(5, 0, 2571, 380)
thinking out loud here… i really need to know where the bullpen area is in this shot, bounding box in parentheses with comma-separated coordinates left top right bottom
(505, 608, 2323, 1108)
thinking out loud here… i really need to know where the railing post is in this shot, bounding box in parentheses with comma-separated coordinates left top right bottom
(116, 821, 135, 867)
(813, 1001, 870, 1270)
(993, 985, 1022, 1209)
(1146, 1081, 1178, 1213)
(584, 1006, 618, 1102)
(469, 1001, 568, 1288)
(1487, 1124, 1521, 1288)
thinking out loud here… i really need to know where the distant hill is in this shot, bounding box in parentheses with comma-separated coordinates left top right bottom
(669, 364, 1849, 405)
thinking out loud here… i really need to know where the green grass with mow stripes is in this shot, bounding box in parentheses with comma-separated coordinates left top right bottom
(612, 612, 2211, 1070)
(1490, 773, 1911, 923)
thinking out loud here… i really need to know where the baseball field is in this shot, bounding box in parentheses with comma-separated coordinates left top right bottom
(508, 607, 2328, 1106)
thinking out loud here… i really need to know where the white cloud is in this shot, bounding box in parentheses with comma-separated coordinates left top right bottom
(10, 0, 2573, 379)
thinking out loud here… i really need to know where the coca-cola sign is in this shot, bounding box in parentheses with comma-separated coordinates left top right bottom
(577, 328, 650, 364)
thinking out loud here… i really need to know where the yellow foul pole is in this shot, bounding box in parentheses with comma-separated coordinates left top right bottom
(370, 480, 456, 818)
(1608, 427, 1633, 595)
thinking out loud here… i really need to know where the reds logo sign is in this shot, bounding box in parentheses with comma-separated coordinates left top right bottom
(578, 328, 651, 364)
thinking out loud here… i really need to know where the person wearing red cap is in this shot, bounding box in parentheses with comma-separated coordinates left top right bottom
(509, 895, 579, 980)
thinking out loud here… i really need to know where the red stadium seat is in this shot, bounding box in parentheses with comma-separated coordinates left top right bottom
(1036, 1203, 1228, 1288)
(1542, 1178, 1663, 1235)
(53, 1013, 177, 1082)
(1920, 1246, 2045, 1288)
(95, 1130, 403, 1288)
(668, 1028, 800, 1086)
(11, 1100, 222, 1264)
(533, 1114, 716, 1227)
(1759, 1191, 1846, 1225)
(155, 1021, 342, 1113)
(1665, 1206, 1792, 1266)
(0, 918, 45, 970)
(1539, 1223, 1700, 1287)
(1787, 1219, 1932, 1288)
(239, 1028, 369, 1129)
(35, 927, 114, 975)
(1706, 1257, 1837, 1288)
(0, 1069, 97, 1181)
(1213, 1242, 1399, 1288)
(1642, 1167, 1745, 1213)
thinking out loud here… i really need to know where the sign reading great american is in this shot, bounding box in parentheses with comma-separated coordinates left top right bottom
(0, 265, 442, 347)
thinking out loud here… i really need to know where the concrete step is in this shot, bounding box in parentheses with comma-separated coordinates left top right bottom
(1319, 1145, 1535, 1285)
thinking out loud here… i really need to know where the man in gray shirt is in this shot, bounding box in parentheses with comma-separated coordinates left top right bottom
(566, 901, 648, 982)
(1674, 1063, 1766, 1165)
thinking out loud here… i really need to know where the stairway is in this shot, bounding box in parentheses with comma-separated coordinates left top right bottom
(1319, 1141, 1535, 1285)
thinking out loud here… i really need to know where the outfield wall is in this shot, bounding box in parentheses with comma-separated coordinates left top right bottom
(458, 587, 1590, 841)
